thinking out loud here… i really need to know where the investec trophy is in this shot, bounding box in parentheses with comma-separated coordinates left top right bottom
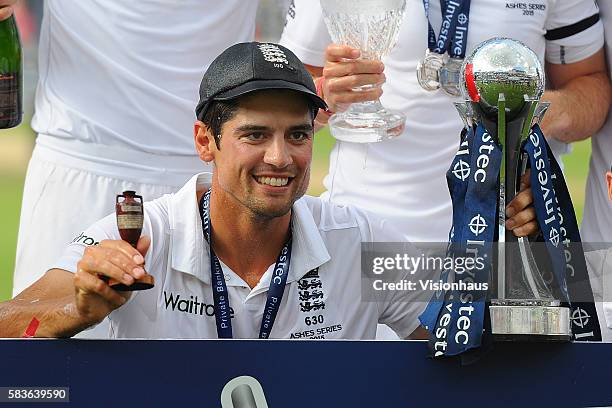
(458, 38, 571, 340)
(319, 0, 406, 143)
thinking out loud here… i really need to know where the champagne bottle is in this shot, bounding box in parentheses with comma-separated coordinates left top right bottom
(0, 14, 21, 129)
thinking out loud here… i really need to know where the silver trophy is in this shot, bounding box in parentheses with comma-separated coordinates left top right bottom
(320, 0, 406, 143)
(457, 38, 571, 340)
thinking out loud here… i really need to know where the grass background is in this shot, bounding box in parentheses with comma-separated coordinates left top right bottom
(0, 125, 591, 302)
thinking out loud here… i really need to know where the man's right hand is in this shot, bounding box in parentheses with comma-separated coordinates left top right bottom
(74, 236, 151, 325)
(321, 44, 386, 113)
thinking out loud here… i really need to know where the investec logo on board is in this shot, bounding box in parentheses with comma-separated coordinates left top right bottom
(163, 291, 235, 319)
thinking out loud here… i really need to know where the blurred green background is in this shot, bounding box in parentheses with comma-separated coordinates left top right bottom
(0, 123, 592, 302)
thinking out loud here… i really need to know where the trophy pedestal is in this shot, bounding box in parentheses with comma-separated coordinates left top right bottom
(490, 300, 571, 341)
(328, 101, 405, 143)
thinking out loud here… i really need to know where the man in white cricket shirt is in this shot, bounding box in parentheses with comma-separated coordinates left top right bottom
(582, 0, 612, 245)
(0, 42, 538, 339)
(280, 0, 611, 338)
(10, 0, 280, 339)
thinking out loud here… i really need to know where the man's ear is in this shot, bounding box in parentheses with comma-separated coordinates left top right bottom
(194, 121, 216, 162)
(606, 171, 612, 203)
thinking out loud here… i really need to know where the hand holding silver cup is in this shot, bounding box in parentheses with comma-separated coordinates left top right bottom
(319, 0, 406, 143)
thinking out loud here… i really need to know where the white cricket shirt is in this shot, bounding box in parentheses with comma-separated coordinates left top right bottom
(280, 0, 604, 242)
(582, 0, 612, 243)
(31, 1, 259, 186)
(53, 173, 427, 339)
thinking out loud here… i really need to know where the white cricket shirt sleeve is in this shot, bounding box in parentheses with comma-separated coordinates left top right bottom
(51, 213, 120, 274)
(280, 0, 330, 67)
(544, 0, 604, 64)
(351, 206, 432, 338)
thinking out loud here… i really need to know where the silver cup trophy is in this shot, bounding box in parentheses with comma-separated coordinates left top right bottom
(457, 38, 571, 340)
(319, 0, 406, 143)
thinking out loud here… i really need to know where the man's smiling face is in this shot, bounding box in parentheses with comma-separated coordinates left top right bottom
(202, 89, 314, 219)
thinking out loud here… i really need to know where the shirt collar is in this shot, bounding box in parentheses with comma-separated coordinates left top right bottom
(168, 172, 331, 285)
(169, 172, 212, 283)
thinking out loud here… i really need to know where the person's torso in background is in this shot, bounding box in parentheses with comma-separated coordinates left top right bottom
(582, 0, 612, 243)
(32, 0, 259, 158)
(283, 0, 601, 242)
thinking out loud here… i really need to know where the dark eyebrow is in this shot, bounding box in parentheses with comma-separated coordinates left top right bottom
(234, 125, 270, 133)
(233, 123, 314, 133)
(288, 124, 314, 133)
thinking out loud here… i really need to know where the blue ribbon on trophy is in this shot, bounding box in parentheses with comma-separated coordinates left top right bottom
(526, 126, 602, 341)
(419, 38, 601, 358)
(418, 128, 472, 350)
(419, 124, 501, 356)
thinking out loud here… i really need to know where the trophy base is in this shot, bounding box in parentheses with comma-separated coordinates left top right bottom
(328, 106, 406, 143)
(106, 274, 155, 291)
(490, 300, 571, 341)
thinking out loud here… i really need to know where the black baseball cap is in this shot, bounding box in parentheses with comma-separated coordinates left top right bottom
(195, 42, 327, 120)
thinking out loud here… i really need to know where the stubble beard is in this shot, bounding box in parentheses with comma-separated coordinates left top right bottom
(246, 169, 310, 221)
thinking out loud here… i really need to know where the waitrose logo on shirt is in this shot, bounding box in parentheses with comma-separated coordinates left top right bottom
(163, 291, 235, 319)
